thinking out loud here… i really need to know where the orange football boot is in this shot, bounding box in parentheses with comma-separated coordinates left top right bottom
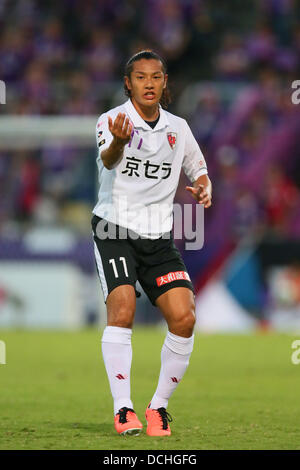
(145, 403, 173, 436)
(114, 407, 143, 435)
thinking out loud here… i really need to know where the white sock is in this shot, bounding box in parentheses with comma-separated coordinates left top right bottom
(101, 326, 133, 415)
(150, 331, 194, 410)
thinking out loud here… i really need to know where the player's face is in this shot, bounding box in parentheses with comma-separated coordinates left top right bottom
(125, 59, 167, 109)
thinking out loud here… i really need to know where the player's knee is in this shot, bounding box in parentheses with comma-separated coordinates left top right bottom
(108, 304, 135, 329)
(183, 310, 196, 333)
(175, 308, 196, 336)
(116, 311, 134, 329)
(107, 286, 136, 328)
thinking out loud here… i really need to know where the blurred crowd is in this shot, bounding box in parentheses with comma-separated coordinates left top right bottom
(0, 0, 300, 247)
(1, 0, 299, 113)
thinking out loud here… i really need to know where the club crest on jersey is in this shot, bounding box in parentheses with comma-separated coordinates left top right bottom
(167, 132, 177, 149)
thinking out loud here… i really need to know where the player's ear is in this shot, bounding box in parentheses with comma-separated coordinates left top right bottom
(163, 74, 168, 89)
(124, 75, 131, 91)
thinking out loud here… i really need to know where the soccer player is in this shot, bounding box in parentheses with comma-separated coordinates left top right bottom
(92, 50, 212, 436)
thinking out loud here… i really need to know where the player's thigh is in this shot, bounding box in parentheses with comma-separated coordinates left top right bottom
(136, 235, 196, 335)
(155, 287, 196, 336)
(92, 215, 138, 323)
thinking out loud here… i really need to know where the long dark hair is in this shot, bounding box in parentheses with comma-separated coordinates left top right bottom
(124, 50, 171, 109)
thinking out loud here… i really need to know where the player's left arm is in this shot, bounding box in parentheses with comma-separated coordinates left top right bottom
(186, 175, 212, 208)
(182, 121, 212, 208)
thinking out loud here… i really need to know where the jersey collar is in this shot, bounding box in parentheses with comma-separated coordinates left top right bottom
(124, 99, 169, 131)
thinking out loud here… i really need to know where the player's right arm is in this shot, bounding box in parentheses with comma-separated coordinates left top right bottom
(101, 113, 132, 170)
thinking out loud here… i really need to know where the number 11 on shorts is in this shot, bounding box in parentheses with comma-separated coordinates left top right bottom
(109, 257, 129, 278)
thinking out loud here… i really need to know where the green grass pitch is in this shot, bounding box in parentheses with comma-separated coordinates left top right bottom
(0, 327, 300, 450)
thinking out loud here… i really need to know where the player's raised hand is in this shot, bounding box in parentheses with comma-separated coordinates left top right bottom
(108, 113, 132, 146)
(186, 184, 212, 208)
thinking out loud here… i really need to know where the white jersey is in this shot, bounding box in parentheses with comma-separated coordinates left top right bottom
(93, 98, 208, 239)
